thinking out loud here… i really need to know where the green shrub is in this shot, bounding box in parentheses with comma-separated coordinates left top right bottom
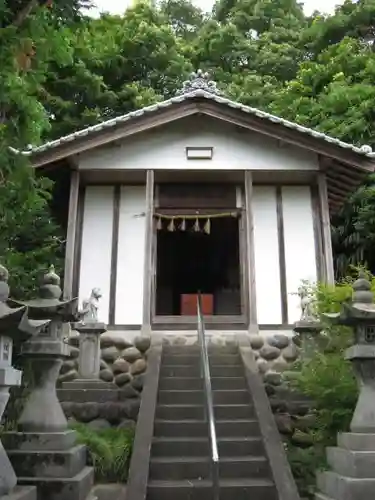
(285, 271, 370, 498)
(286, 444, 327, 499)
(71, 423, 134, 483)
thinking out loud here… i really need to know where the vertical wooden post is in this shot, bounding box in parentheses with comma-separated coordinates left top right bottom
(276, 187, 288, 326)
(318, 173, 335, 285)
(244, 171, 258, 333)
(109, 186, 121, 325)
(311, 185, 324, 283)
(142, 170, 155, 334)
(63, 169, 80, 299)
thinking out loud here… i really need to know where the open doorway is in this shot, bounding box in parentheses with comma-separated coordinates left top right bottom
(155, 216, 242, 316)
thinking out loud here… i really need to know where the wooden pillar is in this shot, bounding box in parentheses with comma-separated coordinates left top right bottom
(244, 171, 258, 333)
(318, 173, 335, 285)
(109, 186, 121, 325)
(142, 170, 154, 334)
(276, 186, 288, 326)
(63, 169, 80, 299)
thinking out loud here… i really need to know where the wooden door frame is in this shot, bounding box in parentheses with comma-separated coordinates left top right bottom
(150, 183, 249, 329)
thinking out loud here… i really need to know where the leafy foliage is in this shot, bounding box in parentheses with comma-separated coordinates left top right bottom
(284, 274, 375, 498)
(71, 423, 134, 482)
(2, 0, 375, 299)
(0, 0, 80, 296)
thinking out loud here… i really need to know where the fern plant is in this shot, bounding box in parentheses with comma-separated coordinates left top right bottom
(71, 423, 134, 483)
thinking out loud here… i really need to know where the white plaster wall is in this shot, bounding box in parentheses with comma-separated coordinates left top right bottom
(79, 186, 114, 324)
(253, 186, 282, 325)
(78, 117, 319, 172)
(282, 186, 317, 324)
(115, 186, 146, 325)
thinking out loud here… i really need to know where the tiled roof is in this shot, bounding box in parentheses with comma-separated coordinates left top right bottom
(10, 70, 375, 159)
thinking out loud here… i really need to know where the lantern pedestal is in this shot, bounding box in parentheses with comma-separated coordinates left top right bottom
(62, 323, 115, 390)
(293, 320, 323, 361)
(73, 322, 106, 382)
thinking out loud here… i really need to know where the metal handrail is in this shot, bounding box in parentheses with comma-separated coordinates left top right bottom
(197, 294, 219, 500)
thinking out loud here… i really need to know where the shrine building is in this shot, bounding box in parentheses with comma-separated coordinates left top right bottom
(19, 71, 375, 335)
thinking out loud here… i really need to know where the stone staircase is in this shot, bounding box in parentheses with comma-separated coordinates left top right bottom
(146, 343, 278, 500)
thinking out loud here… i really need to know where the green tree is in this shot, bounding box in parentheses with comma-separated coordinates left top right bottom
(271, 37, 375, 145)
(160, 0, 205, 40)
(0, 1, 87, 295)
(42, 3, 193, 139)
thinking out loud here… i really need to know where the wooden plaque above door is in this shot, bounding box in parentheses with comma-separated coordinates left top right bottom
(158, 183, 237, 209)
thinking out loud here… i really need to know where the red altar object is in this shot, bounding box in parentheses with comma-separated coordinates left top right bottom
(181, 294, 214, 315)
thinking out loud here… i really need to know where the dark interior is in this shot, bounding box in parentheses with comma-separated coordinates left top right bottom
(155, 216, 241, 316)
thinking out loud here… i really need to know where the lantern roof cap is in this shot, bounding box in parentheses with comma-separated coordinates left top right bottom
(13, 265, 78, 320)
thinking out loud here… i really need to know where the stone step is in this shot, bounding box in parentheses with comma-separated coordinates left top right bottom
(7, 445, 87, 478)
(157, 389, 249, 405)
(162, 354, 241, 366)
(149, 456, 270, 481)
(159, 376, 246, 391)
(326, 446, 375, 478)
(154, 419, 260, 438)
(147, 478, 277, 500)
(57, 388, 122, 403)
(160, 365, 243, 378)
(317, 470, 375, 500)
(62, 380, 117, 390)
(155, 404, 255, 420)
(151, 437, 265, 457)
(18, 466, 94, 500)
(163, 345, 238, 355)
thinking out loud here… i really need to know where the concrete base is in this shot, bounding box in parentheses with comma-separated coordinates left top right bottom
(327, 446, 375, 478)
(3, 431, 94, 500)
(316, 432, 375, 500)
(317, 470, 375, 500)
(338, 432, 375, 451)
(1, 486, 37, 500)
(17, 467, 94, 500)
(2, 431, 76, 452)
(7, 445, 87, 478)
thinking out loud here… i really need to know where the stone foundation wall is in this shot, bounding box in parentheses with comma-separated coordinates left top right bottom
(59, 333, 150, 386)
(57, 333, 150, 430)
(58, 331, 314, 441)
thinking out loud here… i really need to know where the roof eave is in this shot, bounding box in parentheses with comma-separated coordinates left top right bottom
(27, 98, 375, 173)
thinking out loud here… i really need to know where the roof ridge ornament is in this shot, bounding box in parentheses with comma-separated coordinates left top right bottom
(177, 69, 222, 96)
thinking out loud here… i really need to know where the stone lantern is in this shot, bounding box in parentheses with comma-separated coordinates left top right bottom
(316, 271, 375, 500)
(3, 265, 95, 500)
(0, 264, 25, 498)
(0, 264, 45, 500)
(10, 265, 78, 432)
